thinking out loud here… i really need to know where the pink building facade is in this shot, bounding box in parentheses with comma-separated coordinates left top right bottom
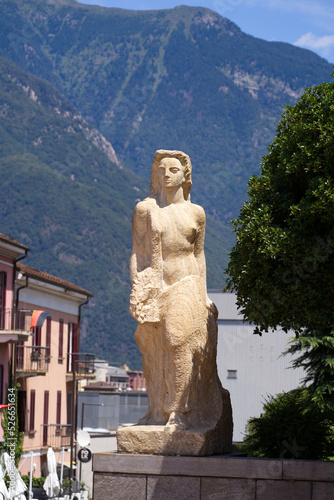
(0, 233, 93, 477)
(0, 234, 30, 442)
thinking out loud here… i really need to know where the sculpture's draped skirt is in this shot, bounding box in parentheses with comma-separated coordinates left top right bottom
(134, 275, 224, 427)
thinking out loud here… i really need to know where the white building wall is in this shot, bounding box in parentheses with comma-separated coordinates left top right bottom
(208, 291, 305, 442)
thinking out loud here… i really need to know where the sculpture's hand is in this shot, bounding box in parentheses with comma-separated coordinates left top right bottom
(129, 267, 161, 323)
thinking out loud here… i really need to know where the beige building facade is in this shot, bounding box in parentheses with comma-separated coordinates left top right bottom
(0, 232, 93, 478)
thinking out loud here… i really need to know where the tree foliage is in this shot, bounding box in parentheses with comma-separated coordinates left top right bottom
(0, 386, 24, 467)
(243, 388, 334, 460)
(226, 75, 334, 335)
(284, 328, 334, 407)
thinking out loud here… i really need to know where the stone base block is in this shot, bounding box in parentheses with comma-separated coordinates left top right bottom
(93, 452, 334, 500)
(116, 424, 232, 456)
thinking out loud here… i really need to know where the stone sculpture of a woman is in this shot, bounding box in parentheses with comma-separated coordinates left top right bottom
(117, 150, 233, 456)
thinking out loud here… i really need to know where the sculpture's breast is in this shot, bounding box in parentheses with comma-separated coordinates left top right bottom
(160, 208, 197, 252)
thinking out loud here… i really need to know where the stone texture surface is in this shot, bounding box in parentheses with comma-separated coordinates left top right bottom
(201, 478, 256, 499)
(256, 479, 312, 500)
(312, 481, 334, 500)
(283, 460, 334, 481)
(93, 473, 146, 500)
(147, 476, 200, 500)
(123, 149, 232, 456)
(93, 454, 334, 500)
(92, 453, 283, 479)
(117, 418, 232, 456)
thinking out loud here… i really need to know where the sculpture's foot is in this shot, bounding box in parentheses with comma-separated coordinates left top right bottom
(138, 410, 165, 425)
(165, 411, 189, 431)
(137, 409, 155, 425)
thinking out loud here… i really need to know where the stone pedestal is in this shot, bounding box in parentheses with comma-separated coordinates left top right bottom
(117, 423, 232, 456)
(93, 452, 334, 500)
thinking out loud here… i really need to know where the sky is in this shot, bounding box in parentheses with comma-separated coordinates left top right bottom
(77, 0, 334, 64)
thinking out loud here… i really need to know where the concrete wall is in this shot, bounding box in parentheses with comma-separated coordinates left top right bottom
(77, 392, 148, 429)
(93, 453, 334, 500)
(78, 392, 120, 430)
(79, 433, 117, 498)
(208, 291, 305, 442)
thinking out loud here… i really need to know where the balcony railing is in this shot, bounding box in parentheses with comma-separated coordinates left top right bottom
(0, 307, 10, 330)
(0, 307, 32, 331)
(16, 345, 50, 375)
(40, 424, 72, 448)
(67, 352, 95, 377)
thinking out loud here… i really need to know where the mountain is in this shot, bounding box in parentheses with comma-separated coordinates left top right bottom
(0, 1, 331, 223)
(0, 0, 332, 367)
(0, 55, 143, 366)
(0, 54, 232, 367)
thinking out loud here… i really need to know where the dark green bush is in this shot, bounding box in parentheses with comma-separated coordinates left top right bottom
(21, 475, 46, 488)
(243, 388, 334, 460)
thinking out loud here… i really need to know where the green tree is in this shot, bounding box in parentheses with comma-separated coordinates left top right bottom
(243, 388, 334, 460)
(225, 74, 334, 404)
(0, 385, 24, 467)
(284, 328, 334, 408)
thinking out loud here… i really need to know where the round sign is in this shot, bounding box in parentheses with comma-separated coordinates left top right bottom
(77, 429, 90, 448)
(78, 447, 92, 463)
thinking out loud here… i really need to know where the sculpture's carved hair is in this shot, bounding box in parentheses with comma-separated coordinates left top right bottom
(150, 149, 192, 201)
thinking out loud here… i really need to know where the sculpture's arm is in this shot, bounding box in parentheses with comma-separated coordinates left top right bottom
(130, 200, 163, 282)
(129, 200, 162, 323)
(130, 202, 150, 285)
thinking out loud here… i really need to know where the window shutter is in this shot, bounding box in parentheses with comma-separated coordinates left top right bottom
(46, 316, 51, 359)
(43, 391, 49, 446)
(58, 319, 64, 360)
(56, 391, 61, 426)
(0, 272, 6, 329)
(29, 390, 35, 432)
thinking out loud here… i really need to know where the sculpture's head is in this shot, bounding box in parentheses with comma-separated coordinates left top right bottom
(150, 150, 192, 201)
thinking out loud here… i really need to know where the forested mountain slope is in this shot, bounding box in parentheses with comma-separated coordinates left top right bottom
(0, 0, 332, 366)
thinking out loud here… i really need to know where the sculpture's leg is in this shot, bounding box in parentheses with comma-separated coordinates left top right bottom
(135, 322, 167, 425)
(161, 276, 209, 429)
(161, 299, 196, 428)
(164, 345, 192, 430)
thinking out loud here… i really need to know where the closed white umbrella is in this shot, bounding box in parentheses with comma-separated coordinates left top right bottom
(2, 452, 27, 500)
(43, 448, 60, 497)
(0, 460, 9, 500)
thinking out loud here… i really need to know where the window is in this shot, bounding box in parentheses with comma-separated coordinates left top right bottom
(18, 391, 26, 433)
(58, 319, 64, 362)
(72, 323, 79, 355)
(67, 323, 79, 373)
(43, 391, 49, 446)
(227, 370, 237, 379)
(67, 323, 72, 373)
(46, 316, 51, 361)
(67, 392, 72, 425)
(34, 327, 41, 347)
(29, 390, 35, 432)
(56, 391, 61, 426)
(0, 272, 6, 329)
(0, 365, 3, 404)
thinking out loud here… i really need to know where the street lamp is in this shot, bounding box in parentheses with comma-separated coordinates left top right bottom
(69, 357, 123, 496)
(79, 402, 104, 485)
(69, 355, 95, 497)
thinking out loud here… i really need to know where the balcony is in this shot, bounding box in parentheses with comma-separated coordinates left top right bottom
(67, 352, 95, 381)
(0, 308, 31, 343)
(16, 345, 50, 377)
(40, 424, 72, 449)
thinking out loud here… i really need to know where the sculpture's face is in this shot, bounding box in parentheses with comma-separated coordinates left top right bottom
(158, 157, 184, 190)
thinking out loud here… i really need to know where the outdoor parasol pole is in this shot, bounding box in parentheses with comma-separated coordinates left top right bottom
(29, 452, 33, 499)
(60, 447, 64, 493)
